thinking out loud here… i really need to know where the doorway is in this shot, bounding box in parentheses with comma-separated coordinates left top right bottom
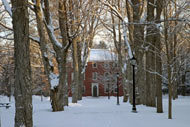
(92, 83, 99, 97)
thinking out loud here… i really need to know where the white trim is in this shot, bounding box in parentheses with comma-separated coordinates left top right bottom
(82, 85, 85, 94)
(91, 83, 99, 97)
(104, 84, 109, 93)
(71, 72, 74, 81)
(92, 72, 97, 80)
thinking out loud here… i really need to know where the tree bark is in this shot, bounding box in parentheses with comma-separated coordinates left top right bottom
(78, 42, 83, 100)
(172, 0, 178, 100)
(72, 38, 79, 103)
(125, 0, 134, 104)
(155, 33, 163, 113)
(11, 0, 33, 126)
(145, 0, 156, 107)
(34, 0, 55, 97)
(58, 0, 69, 107)
(164, 5, 172, 119)
(155, 0, 163, 113)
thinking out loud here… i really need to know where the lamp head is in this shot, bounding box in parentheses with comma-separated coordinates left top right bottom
(130, 56, 137, 66)
(116, 73, 120, 77)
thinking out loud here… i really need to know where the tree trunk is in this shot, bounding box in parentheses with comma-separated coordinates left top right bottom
(126, 61, 133, 104)
(35, 0, 69, 111)
(78, 42, 83, 100)
(58, 0, 69, 107)
(172, 0, 178, 100)
(131, 0, 145, 105)
(155, 32, 163, 113)
(12, 0, 33, 126)
(50, 52, 68, 111)
(125, 0, 134, 104)
(155, 0, 163, 113)
(164, 6, 172, 119)
(34, 0, 55, 100)
(43, 0, 70, 111)
(145, 0, 156, 107)
(72, 38, 79, 103)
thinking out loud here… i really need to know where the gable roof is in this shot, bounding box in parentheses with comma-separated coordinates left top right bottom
(88, 49, 117, 62)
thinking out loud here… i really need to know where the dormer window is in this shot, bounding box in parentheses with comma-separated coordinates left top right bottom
(104, 62, 109, 69)
(92, 62, 97, 68)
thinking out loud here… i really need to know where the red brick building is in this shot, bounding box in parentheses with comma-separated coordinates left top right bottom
(68, 49, 123, 97)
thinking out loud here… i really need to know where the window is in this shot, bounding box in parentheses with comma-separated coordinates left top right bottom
(104, 72, 109, 79)
(114, 85, 118, 93)
(113, 62, 118, 68)
(82, 85, 85, 94)
(104, 84, 109, 93)
(114, 87, 118, 93)
(104, 62, 109, 69)
(92, 72, 97, 80)
(71, 72, 74, 80)
(104, 84, 113, 93)
(92, 62, 97, 68)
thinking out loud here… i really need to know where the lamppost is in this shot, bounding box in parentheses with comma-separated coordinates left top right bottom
(116, 73, 120, 105)
(108, 83, 110, 99)
(106, 76, 110, 100)
(130, 56, 137, 112)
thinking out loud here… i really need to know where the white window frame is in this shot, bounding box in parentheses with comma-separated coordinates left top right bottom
(104, 72, 109, 79)
(92, 72, 97, 80)
(71, 72, 74, 80)
(104, 84, 109, 93)
(91, 83, 99, 96)
(82, 85, 85, 94)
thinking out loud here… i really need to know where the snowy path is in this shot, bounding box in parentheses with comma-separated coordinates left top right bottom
(1, 96, 190, 127)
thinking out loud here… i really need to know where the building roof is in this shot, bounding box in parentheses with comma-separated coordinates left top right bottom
(88, 49, 117, 62)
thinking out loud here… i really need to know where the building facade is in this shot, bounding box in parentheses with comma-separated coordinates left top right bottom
(68, 49, 123, 97)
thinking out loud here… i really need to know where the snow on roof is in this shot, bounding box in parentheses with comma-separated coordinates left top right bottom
(88, 49, 117, 62)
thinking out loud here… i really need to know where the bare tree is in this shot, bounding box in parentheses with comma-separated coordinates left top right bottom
(162, 0, 190, 119)
(155, 0, 164, 113)
(77, 1, 100, 100)
(11, 0, 33, 126)
(43, 0, 72, 111)
(0, 41, 14, 101)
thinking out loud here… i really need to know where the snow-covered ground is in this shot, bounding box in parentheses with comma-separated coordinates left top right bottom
(0, 95, 190, 127)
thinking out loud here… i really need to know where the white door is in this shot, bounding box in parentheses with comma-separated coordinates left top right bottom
(91, 83, 99, 97)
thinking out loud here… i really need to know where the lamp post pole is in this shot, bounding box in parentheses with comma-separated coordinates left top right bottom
(108, 83, 110, 99)
(132, 64, 136, 112)
(130, 56, 137, 112)
(116, 73, 119, 105)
